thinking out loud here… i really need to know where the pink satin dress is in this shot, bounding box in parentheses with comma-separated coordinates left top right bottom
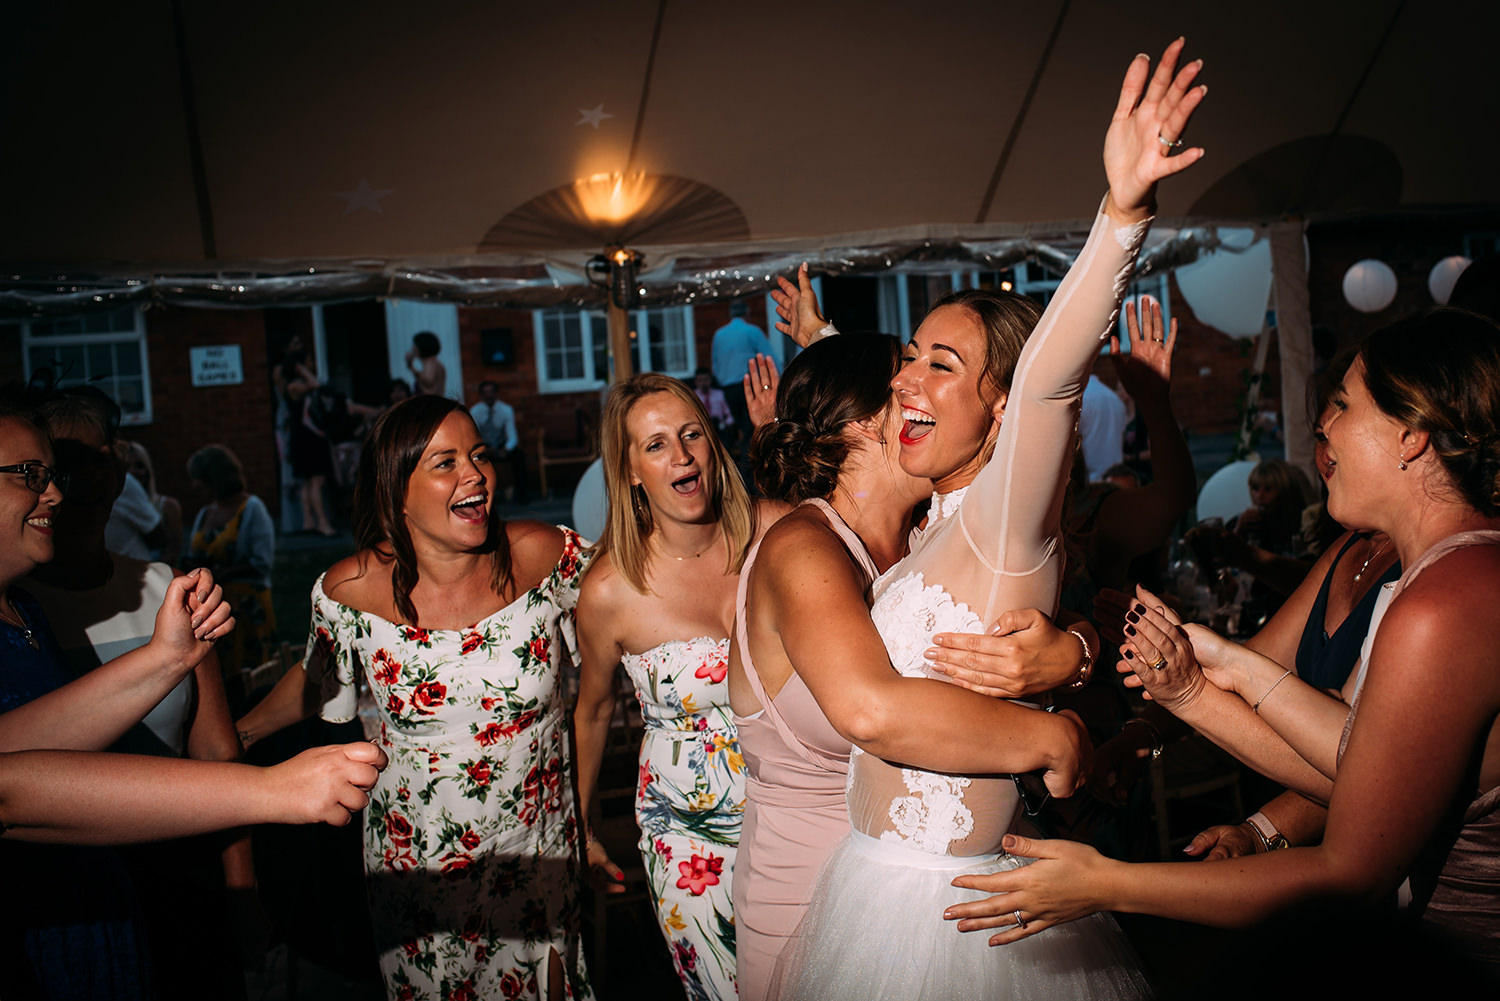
(730, 498, 874, 1001)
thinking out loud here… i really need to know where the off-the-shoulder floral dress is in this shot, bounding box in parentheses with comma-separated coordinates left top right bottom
(305, 528, 593, 1001)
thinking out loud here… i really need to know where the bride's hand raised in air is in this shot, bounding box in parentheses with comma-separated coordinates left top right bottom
(1103, 37, 1207, 221)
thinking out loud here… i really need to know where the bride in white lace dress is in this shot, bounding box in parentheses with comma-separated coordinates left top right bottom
(774, 39, 1209, 1000)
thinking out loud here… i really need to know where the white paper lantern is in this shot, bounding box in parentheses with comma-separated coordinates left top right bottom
(571, 457, 607, 542)
(1427, 255, 1472, 305)
(1342, 259, 1398, 313)
(1196, 459, 1258, 524)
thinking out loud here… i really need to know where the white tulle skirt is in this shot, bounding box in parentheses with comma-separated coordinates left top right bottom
(772, 831, 1152, 1001)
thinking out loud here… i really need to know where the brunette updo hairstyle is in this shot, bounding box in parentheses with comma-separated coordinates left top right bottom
(1359, 307, 1500, 517)
(927, 287, 1044, 406)
(752, 333, 902, 503)
(351, 395, 510, 625)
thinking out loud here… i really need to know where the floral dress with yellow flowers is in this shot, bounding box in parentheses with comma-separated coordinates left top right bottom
(621, 636, 744, 1001)
(304, 529, 593, 1001)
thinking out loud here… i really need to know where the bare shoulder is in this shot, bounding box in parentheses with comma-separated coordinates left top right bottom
(320, 550, 392, 611)
(578, 548, 629, 609)
(759, 507, 862, 588)
(1394, 545, 1500, 624)
(753, 497, 795, 542)
(506, 520, 565, 581)
(1376, 546, 1500, 687)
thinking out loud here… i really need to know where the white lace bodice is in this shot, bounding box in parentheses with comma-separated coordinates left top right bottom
(845, 571, 1021, 855)
(844, 201, 1149, 858)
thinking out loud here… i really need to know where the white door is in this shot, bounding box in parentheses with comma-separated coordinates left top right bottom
(384, 299, 464, 400)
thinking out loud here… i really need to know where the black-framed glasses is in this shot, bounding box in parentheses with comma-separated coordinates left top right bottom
(0, 462, 68, 496)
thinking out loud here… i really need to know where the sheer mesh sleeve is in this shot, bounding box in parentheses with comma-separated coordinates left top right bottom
(903, 199, 1149, 626)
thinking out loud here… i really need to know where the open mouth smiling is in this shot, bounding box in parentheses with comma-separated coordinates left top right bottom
(451, 492, 487, 522)
(671, 472, 701, 495)
(899, 407, 935, 446)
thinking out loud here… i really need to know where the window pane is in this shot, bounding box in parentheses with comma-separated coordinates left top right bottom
(115, 343, 143, 376)
(88, 343, 113, 378)
(115, 377, 145, 411)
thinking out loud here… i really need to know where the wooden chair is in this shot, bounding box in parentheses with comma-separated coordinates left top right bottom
(1148, 731, 1245, 859)
(534, 406, 599, 499)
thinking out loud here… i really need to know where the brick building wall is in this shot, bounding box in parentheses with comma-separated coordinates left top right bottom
(3, 220, 1489, 513)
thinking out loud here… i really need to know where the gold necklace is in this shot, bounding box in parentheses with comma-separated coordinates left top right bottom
(657, 528, 720, 561)
(0, 599, 39, 651)
(1353, 536, 1390, 583)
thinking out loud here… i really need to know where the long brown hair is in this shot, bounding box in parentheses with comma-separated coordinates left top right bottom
(593, 373, 753, 595)
(351, 396, 512, 624)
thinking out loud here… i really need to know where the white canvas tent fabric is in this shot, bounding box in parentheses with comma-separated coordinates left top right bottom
(2, 0, 1492, 288)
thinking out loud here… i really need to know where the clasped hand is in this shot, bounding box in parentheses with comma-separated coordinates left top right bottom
(149, 568, 236, 672)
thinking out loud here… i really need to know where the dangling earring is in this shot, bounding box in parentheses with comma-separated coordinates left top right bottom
(1398, 458, 1408, 471)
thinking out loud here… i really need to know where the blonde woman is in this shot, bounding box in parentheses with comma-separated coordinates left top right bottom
(573, 372, 784, 1000)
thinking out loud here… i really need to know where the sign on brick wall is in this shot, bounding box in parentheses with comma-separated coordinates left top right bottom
(189, 345, 244, 386)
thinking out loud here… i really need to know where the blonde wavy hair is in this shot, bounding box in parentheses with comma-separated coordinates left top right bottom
(591, 373, 753, 594)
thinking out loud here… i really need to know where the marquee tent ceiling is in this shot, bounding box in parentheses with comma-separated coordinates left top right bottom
(1, 0, 1492, 313)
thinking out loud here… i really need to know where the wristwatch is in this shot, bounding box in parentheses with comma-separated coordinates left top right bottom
(1246, 811, 1290, 852)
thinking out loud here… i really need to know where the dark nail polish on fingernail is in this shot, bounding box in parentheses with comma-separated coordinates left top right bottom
(1124, 649, 1134, 659)
(1126, 611, 1140, 623)
(1133, 603, 1146, 614)
(1125, 625, 1136, 636)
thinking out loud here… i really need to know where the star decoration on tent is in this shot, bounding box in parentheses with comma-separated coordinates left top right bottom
(334, 179, 394, 214)
(576, 104, 613, 129)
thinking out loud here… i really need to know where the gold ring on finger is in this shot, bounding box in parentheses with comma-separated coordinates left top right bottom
(1146, 654, 1167, 671)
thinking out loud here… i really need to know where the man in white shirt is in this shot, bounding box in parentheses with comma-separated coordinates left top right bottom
(470, 381, 530, 504)
(1079, 371, 1128, 483)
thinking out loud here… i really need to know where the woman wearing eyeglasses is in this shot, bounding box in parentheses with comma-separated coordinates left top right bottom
(0, 397, 235, 1001)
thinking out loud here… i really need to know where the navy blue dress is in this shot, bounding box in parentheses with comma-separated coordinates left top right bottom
(0, 589, 153, 1001)
(1293, 533, 1402, 690)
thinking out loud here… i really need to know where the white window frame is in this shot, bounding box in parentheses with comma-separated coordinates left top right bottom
(21, 307, 153, 424)
(533, 305, 696, 394)
(873, 264, 1169, 352)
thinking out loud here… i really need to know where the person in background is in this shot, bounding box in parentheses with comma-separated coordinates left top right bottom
(406, 331, 448, 397)
(711, 301, 772, 460)
(692, 366, 735, 440)
(387, 378, 412, 407)
(471, 380, 530, 504)
(28, 393, 255, 1001)
(1079, 359, 1129, 482)
(279, 349, 337, 537)
(122, 439, 183, 567)
(81, 390, 168, 563)
(184, 445, 278, 682)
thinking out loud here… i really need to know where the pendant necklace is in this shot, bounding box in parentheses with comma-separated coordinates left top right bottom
(0, 599, 39, 651)
(1354, 536, 1390, 583)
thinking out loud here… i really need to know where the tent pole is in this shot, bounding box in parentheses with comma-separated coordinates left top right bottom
(1270, 221, 1316, 487)
(608, 302, 634, 383)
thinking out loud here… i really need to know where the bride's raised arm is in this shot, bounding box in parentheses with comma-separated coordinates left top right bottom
(956, 39, 1206, 623)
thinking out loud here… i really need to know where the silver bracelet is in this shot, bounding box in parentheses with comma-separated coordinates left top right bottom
(1251, 669, 1292, 715)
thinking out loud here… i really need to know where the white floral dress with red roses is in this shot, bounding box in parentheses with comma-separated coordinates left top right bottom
(305, 529, 593, 1001)
(621, 636, 744, 1001)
